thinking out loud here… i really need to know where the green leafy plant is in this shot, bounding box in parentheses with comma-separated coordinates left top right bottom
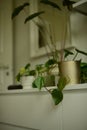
(12, 0, 74, 20)
(16, 48, 87, 105)
(32, 74, 69, 105)
(63, 48, 87, 61)
(35, 58, 57, 76)
(80, 62, 87, 83)
(16, 63, 36, 82)
(32, 58, 70, 105)
(51, 76, 69, 105)
(12, 1, 87, 105)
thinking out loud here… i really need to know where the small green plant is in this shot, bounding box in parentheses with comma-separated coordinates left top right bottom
(80, 62, 87, 83)
(16, 63, 36, 82)
(32, 74, 69, 105)
(15, 48, 87, 105)
(60, 48, 87, 61)
(32, 58, 70, 105)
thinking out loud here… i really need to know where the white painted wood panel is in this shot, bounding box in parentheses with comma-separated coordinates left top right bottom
(0, 0, 13, 91)
(62, 90, 87, 130)
(0, 84, 87, 130)
(0, 92, 59, 130)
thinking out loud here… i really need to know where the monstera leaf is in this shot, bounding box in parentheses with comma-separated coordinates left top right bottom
(40, 0, 61, 10)
(24, 11, 45, 23)
(12, 2, 29, 19)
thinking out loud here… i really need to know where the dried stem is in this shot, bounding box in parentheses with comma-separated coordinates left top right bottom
(73, 52, 78, 60)
(60, 13, 68, 61)
(33, 16, 57, 59)
(60, 10, 71, 62)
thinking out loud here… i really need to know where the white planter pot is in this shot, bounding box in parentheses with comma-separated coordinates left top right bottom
(20, 76, 35, 89)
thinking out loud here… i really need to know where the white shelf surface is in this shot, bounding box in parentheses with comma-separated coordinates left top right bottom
(0, 83, 87, 95)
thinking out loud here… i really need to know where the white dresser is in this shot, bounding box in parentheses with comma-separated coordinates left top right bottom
(0, 83, 87, 130)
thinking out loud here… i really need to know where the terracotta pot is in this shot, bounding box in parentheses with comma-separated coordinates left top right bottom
(58, 60, 81, 85)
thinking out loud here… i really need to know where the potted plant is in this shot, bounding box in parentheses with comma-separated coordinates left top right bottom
(32, 61, 69, 105)
(12, 0, 87, 105)
(35, 58, 57, 87)
(58, 48, 87, 85)
(32, 48, 87, 105)
(16, 63, 36, 89)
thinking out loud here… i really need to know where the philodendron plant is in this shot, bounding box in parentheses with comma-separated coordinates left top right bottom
(32, 58, 69, 105)
(16, 63, 36, 82)
(60, 48, 87, 83)
(12, 1, 87, 105)
(32, 48, 87, 105)
(80, 62, 87, 83)
(15, 48, 87, 105)
(32, 74, 69, 105)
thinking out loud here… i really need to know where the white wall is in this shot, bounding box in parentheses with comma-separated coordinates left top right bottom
(13, 0, 30, 78)
(71, 12, 87, 62)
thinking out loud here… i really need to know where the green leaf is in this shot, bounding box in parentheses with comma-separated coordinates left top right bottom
(58, 76, 69, 91)
(16, 73, 21, 81)
(75, 48, 87, 56)
(64, 49, 74, 59)
(12, 2, 29, 19)
(29, 70, 36, 76)
(80, 62, 87, 68)
(51, 89, 63, 105)
(80, 63, 87, 83)
(24, 11, 45, 23)
(25, 63, 30, 69)
(45, 59, 57, 68)
(81, 62, 87, 73)
(32, 76, 45, 90)
(40, 0, 61, 10)
(36, 64, 43, 71)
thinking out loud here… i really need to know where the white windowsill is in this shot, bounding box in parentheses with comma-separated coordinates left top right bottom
(0, 83, 87, 95)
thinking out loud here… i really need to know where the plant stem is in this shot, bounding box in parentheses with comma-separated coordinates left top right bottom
(73, 52, 78, 60)
(60, 12, 68, 61)
(44, 86, 51, 94)
(60, 10, 71, 62)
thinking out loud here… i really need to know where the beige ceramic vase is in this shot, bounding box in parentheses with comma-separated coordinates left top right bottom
(58, 60, 81, 85)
